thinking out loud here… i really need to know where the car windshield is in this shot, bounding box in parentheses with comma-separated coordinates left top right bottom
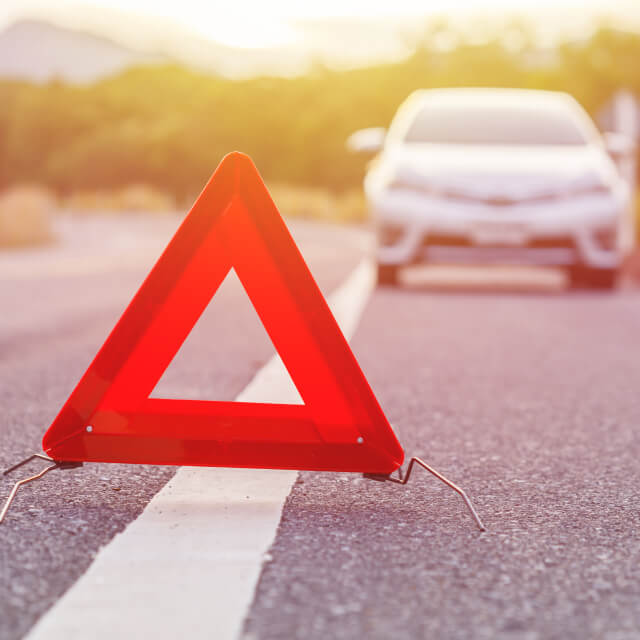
(404, 103, 589, 146)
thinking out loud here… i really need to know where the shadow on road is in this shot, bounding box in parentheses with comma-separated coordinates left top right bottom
(383, 265, 634, 297)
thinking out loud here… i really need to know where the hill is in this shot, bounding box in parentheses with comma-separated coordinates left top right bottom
(0, 19, 166, 83)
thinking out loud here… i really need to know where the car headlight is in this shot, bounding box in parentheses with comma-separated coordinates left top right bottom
(378, 223, 405, 246)
(592, 224, 618, 251)
(565, 183, 612, 198)
(388, 178, 429, 194)
(386, 174, 615, 203)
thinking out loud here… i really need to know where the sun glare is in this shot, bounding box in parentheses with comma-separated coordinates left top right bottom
(186, 15, 300, 49)
(0, 0, 631, 51)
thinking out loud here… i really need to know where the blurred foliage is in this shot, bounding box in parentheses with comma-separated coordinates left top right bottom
(0, 23, 639, 202)
(268, 184, 366, 223)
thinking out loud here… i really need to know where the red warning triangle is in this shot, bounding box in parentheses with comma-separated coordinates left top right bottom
(42, 153, 404, 473)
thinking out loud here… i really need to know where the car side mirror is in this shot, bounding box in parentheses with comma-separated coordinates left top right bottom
(603, 132, 636, 159)
(346, 127, 386, 153)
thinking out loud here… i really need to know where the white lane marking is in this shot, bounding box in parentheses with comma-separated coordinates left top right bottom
(26, 259, 376, 640)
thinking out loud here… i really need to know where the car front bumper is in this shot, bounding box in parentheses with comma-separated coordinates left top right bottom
(372, 190, 625, 270)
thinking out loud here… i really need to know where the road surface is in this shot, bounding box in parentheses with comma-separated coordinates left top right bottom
(1, 214, 639, 640)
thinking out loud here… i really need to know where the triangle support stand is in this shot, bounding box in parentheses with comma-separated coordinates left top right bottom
(364, 457, 486, 532)
(0, 453, 82, 524)
(1, 454, 485, 531)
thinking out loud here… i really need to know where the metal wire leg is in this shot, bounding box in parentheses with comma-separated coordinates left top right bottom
(1, 454, 82, 524)
(364, 456, 486, 532)
(3, 453, 56, 476)
(402, 458, 486, 531)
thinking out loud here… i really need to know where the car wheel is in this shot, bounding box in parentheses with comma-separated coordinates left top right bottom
(377, 264, 399, 286)
(568, 266, 618, 290)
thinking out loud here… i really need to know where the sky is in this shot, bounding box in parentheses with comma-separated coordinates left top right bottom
(1, 0, 638, 49)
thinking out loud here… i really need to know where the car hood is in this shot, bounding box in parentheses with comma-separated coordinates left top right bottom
(380, 144, 619, 199)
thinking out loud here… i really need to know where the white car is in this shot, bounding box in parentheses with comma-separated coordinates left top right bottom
(349, 88, 634, 289)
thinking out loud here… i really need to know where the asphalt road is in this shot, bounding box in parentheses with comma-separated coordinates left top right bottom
(246, 273, 640, 640)
(2, 215, 640, 639)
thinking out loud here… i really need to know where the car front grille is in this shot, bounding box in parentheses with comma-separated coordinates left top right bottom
(423, 232, 575, 250)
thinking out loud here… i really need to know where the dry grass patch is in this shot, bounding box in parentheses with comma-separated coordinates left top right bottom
(268, 184, 367, 224)
(0, 185, 55, 248)
(62, 183, 363, 222)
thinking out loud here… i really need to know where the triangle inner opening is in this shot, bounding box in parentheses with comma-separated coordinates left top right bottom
(150, 268, 303, 404)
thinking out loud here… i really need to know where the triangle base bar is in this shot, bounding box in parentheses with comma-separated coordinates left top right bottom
(47, 437, 397, 473)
